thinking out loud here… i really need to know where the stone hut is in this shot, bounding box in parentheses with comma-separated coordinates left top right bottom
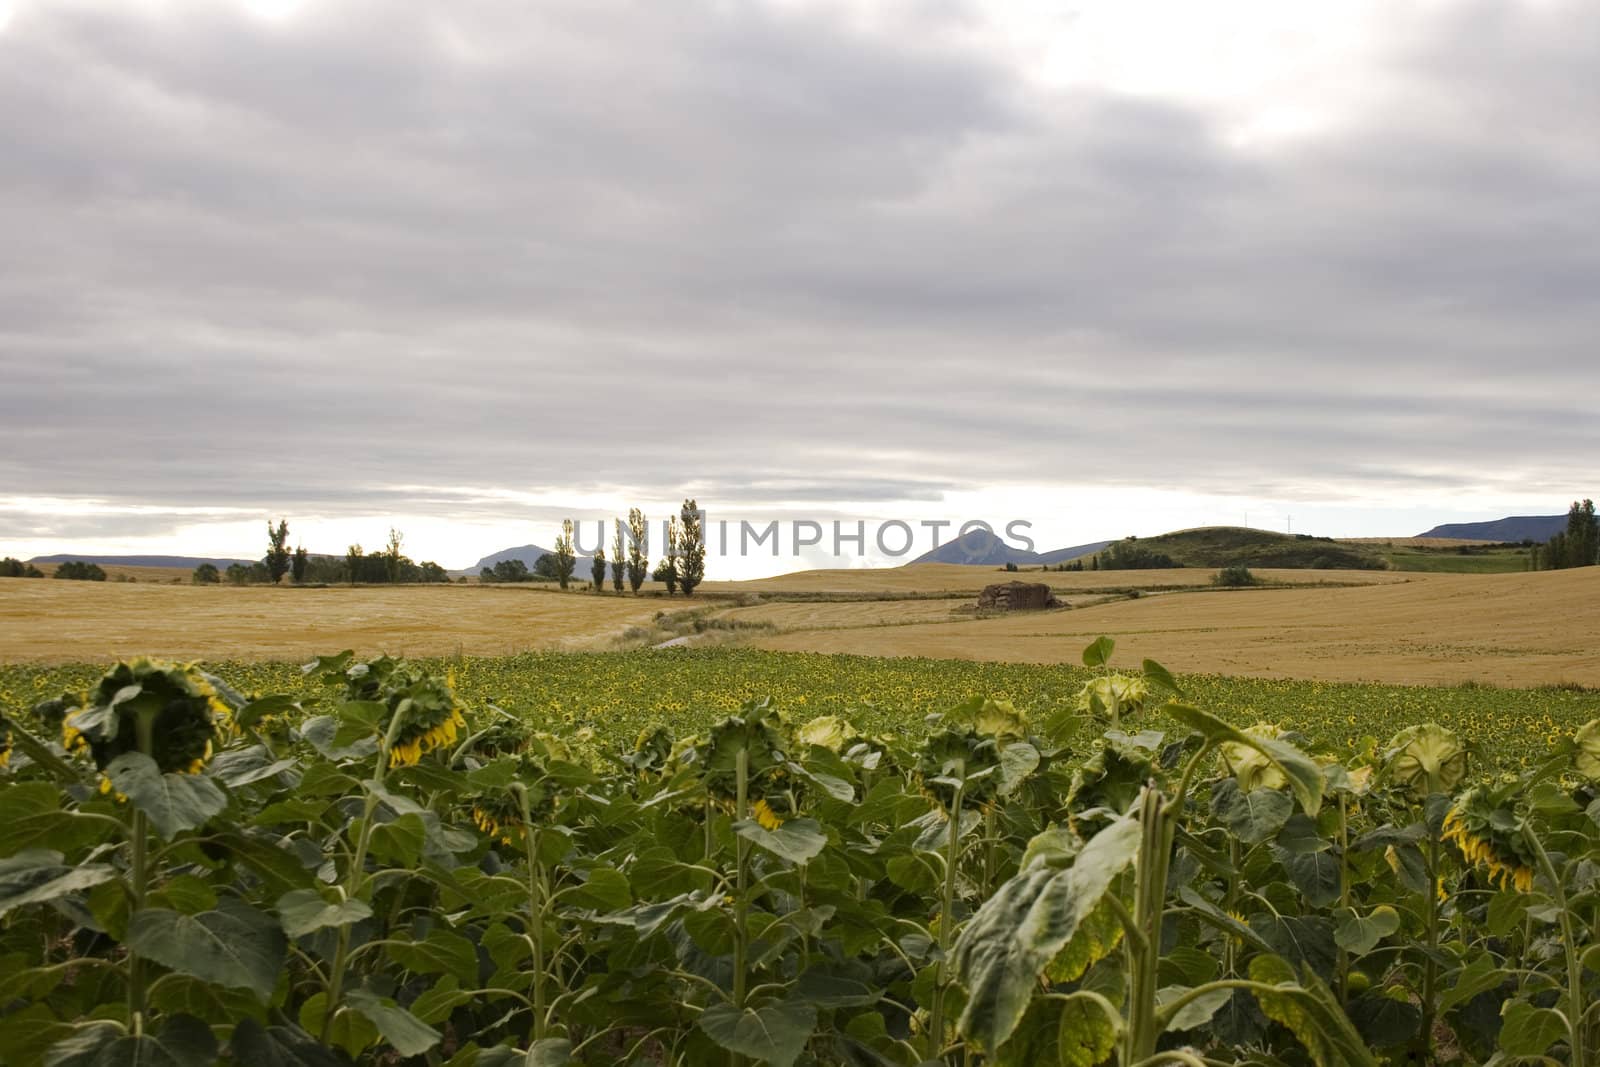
(976, 580, 1058, 611)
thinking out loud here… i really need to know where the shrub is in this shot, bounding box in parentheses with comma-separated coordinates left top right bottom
(192, 563, 221, 585)
(1, 557, 44, 578)
(1213, 563, 1259, 587)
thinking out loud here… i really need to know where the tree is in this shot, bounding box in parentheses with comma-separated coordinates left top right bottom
(553, 520, 577, 590)
(1, 557, 43, 578)
(677, 499, 705, 596)
(291, 546, 309, 584)
(534, 554, 561, 580)
(266, 519, 291, 585)
(611, 519, 626, 592)
(225, 563, 251, 586)
(652, 561, 678, 595)
(385, 528, 404, 584)
(662, 516, 682, 595)
(346, 544, 363, 586)
(1539, 499, 1598, 570)
(627, 508, 649, 593)
(192, 562, 221, 585)
(592, 544, 607, 591)
(54, 561, 106, 581)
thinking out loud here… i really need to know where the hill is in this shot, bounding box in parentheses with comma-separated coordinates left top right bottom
(470, 543, 591, 572)
(27, 553, 254, 569)
(1094, 527, 1388, 570)
(910, 530, 1111, 566)
(1416, 515, 1564, 541)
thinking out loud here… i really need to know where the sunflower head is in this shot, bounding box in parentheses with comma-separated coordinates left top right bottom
(63, 658, 225, 775)
(1219, 723, 1290, 792)
(699, 702, 788, 802)
(330, 655, 466, 768)
(916, 727, 1001, 813)
(1573, 719, 1600, 780)
(472, 716, 534, 760)
(795, 715, 859, 753)
(621, 725, 675, 774)
(0, 715, 12, 769)
(1442, 787, 1537, 893)
(1383, 723, 1468, 801)
(1075, 674, 1151, 725)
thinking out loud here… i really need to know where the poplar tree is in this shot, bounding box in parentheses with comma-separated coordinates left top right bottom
(627, 507, 649, 593)
(291, 545, 309, 584)
(678, 499, 705, 596)
(266, 519, 291, 584)
(591, 544, 607, 591)
(554, 520, 577, 590)
(611, 519, 626, 591)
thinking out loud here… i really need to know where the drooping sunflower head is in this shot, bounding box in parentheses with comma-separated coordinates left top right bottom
(1075, 674, 1151, 724)
(916, 727, 1001, 813)
(0, 715, 12, 769)
(1442, 787, 1537, 894)
(1573, 719, 1600, 780)
(795, 715, 859, 754)
(471, 716, 534, 760)
(336, 655, 465, 769)
(1219, 723, 1290, 793)
(1383, 723, 1468, 801)
(622, 725, 675, 775)
(469, 792, 523, 848)
(699, 704, 788, 802)
(63, 658, 225, 775)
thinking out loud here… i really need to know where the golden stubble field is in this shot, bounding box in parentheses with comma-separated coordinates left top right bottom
(0, 580, 664, 663)
(4, 565, 1597, 688)
(741, 568, 1600, 687)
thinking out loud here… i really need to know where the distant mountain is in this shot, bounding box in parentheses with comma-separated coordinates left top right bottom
(470, 543, 591, 572)
(1416, 515, 1565, 542)
(27, 554, 254, 569)
(911, 530, 1111, 566)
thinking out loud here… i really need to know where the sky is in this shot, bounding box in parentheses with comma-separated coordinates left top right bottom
(1, 0, 1597, 577)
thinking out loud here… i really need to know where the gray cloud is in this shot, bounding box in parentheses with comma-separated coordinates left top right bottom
(2, 0, 1598, 544)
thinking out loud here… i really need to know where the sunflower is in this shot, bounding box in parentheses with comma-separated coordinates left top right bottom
(0, 716, 12, 768)
(1218, 723, 1290, 792)
(751, 798, 784, 831)
(1442, 788, 1536, 894)
(1383, 723, 1468, 800)
(61, 658, 224, 775)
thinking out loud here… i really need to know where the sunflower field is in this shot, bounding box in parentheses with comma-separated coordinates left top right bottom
(0, 640, 1597, 1066)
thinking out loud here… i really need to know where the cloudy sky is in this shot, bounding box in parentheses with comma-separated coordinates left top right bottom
(1, 0, 1596, 576)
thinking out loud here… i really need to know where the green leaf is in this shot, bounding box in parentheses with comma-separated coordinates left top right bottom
(126, 900, 288, 1000)
(385, 928, 479, 986)
(1158, 985, 1234, 1031)
(1142, 658, 1182, 697)
(1248, 955, 1377, 1067)
(1249, 914, 1338, 981)
(0, 783, 116, 856)
(228, 1018, 348, 1067)
(697, 1000, 817, 1067)
(1273, 845, 1343, 907)
(1333, 906, 1400, 957)
(995, 989, 1121, 1067)
(1166, 704, 1323, 815)
(344, 989, 442, 1057)
(564, 867, 632, 912)
(525, 1039, 573, 1066)
(1498, 1000, 1568, 1057)
(277, 889, 374, 939)
(733, 817, 828, 865)
(996, 742, 1041, 797)
(1348, 990, 1423, 1048)
(1081, 636, 1116, 668)
(208, 745, 298, 789)
(106, 752, 227, 841)
(1214, 779, 1294, 844)
(794, 962, 881, 1008)
(367, 812, 427, 867)
(298, 992, 378, 1059)
(43, 1015, 217, 1067)
(0, 850, 117, 917)
(953, 811, 1142, 1050)
(1439, 952, 1509, 1011)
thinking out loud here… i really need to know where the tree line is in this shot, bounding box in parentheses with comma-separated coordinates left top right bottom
(191, 521, 451, 586)
(488, 499, 707, 595)
(1532, 499, 1599, 570)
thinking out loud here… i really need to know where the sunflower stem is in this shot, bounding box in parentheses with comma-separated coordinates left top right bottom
(1524, 822, 1586, 1067)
